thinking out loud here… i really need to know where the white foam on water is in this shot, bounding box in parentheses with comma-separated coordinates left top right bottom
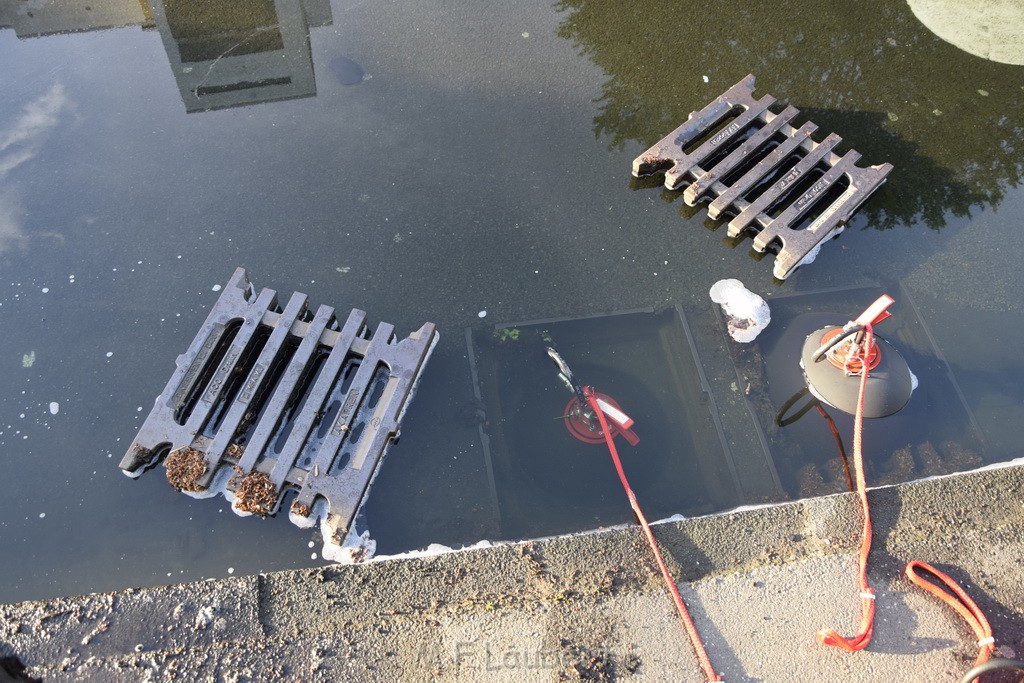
(796, 242, 823, 267)
(48, 402, 59, 415)
(653, 513, 688, 525)
(322, 527, 377, 564)
(373, 539, 493, 562)
(287, 497, 324, 529)
(775, 232, 841, 280)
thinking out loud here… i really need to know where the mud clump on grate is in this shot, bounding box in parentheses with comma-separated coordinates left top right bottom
(165, 447, 208, 492)
(233, 470, 279, 516)
(290, 500, 312, 518)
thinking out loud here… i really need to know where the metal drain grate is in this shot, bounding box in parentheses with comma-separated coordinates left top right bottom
(632, 74, 892, 280)
(119, 267, 438, 561)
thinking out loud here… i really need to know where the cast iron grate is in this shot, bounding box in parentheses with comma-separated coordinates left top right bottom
(632, 74, 892, 280)
(119, 267, 438, 561)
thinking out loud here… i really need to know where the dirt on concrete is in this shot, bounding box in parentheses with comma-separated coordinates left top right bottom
(2, 465, 1024, 682)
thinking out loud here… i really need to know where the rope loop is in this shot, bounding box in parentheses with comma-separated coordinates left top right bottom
(904, 560, 995, 673)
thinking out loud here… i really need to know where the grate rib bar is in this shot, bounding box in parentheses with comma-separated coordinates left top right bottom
(119, 269, 256, 470)
(343, 324, 437, 476)
(289, 333, 392, 516)
(632, 75, 761, 190)
(236, 304, 336, 473)
(293, 322, 438, 544)
(307, 323, 394, 477)
(685, 104, 799, 206)
(326, 357, 423, 530)
(709, 121, 818, 221)
(767, 160, 893, 279)
(205, 291, 308, 465)
(728, 132, 842, 236)
(667, 93, 776, 192)
(183, 287, 278, 440)
(164, 268, 254, 422)
(753, 150, 862, 253)
(269, 309, 367, 488)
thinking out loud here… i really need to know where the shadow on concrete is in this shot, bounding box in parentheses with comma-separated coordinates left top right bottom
(868, 485, 1024, 665)
(0, 651, 41, 683)
(647, 525, 759, 681)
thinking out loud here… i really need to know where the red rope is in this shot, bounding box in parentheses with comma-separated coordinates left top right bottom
(584, 387, 722, 682)
(817, 324, 876, 651)
(905, 561, 994, 676)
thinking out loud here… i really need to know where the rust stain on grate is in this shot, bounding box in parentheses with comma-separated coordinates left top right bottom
(632, 74, 892, 280)
(119, 267, 438, 562)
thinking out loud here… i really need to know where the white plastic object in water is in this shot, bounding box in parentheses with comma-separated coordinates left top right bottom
(709, 278, 771, 343)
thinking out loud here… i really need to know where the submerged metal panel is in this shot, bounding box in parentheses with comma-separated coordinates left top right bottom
(632, 74, 892, 280)
(467, 308, 750, 540)
(119, 267, 438, 561)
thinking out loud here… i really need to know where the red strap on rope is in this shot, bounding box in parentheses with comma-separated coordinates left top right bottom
(905, 561, 995, 672)
(817, 325, 876, 651)
(584, 387, 722, 682)
(853, 294, 894, 328)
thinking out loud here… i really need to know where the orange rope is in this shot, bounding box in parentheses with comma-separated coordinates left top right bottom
(814, 322, 1000, 681)
(817, 325, 876, 651)
(905, 561, 994, 675)
(584, 387, 722, 682)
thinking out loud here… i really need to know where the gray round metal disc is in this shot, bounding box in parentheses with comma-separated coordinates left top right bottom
(801, 327, 913, 418)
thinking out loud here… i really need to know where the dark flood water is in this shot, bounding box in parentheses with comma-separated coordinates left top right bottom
(1, 0, 1022, 603)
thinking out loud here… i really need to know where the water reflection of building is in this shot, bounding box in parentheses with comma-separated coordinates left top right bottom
(1, 0, 332, 114)
(0, 0, 153, 37)
(150, 0, 332, 112)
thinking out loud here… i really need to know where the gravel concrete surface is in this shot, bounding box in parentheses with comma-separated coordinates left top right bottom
(2, 465, 1023, 682)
